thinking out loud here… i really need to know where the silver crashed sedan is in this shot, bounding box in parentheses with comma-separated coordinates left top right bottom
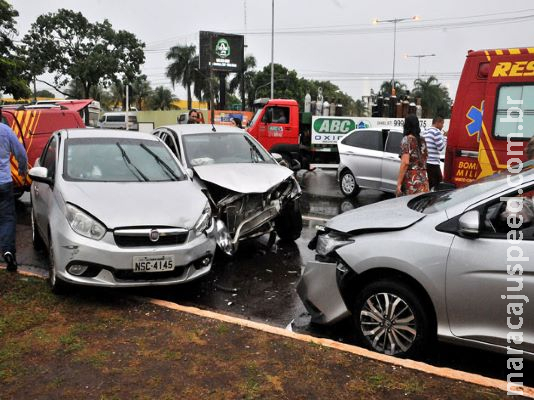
(29, 129, 216, 293)
(298, 169, 533, 359)
(152, 124, 302, 255)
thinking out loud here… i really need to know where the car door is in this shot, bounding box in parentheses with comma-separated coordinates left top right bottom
(446, 189, 534, 354)
(337, 129, 383, 189)
(33, 134, 59, 244)
(381, 130, 403, 192)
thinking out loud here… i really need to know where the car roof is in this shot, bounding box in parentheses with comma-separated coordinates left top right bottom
(63, 128, 159, 141)
(160, 124, 245, 136)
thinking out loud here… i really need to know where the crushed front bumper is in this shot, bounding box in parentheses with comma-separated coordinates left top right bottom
(296, 260, 351, 325)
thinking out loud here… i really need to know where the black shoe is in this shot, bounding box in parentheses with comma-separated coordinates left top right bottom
(3, 252, 17, 272)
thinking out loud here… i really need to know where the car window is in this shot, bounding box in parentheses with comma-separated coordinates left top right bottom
(494, 84, 534, 140)
(479, 188, 534, 240)
(63, 138, 186, 182)
(341, 130, 382, 151)
(163, 131, 181, 158)
(385, 131, 403, 154)
(181, 132, 275, 166)
(261, 106, 289, 124)
(41, 135, 58, 178)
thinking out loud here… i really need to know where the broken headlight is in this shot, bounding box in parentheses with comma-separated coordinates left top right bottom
(316, 229, 354, 256)
(194, 202, 213, 236)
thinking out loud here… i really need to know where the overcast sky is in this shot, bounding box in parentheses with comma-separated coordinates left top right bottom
(9, 0, 534, 102)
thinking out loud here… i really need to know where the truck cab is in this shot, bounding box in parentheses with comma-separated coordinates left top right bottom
(247, 99, 300, 151)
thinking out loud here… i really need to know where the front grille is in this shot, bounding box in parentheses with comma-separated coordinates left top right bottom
(113, 266, 186, 281)
(113, 228, 189, 247)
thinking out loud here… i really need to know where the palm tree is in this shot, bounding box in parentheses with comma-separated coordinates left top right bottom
(229, 55, 257, 109)
(412, 76, 452, 118)
(131, 75, 152, 111)
(379, 80, 408, 97)
(150, 86, 175, 110)
(109, 80, 125, 111)
(166, 45, 197, 109)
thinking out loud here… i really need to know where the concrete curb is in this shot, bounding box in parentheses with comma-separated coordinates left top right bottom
(147, 298, 534, 398)
(7, 266, 533, 398)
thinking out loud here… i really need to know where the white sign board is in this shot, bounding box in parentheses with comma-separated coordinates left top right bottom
(311, 116, 450, 145)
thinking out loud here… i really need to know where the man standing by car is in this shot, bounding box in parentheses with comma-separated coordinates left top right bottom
(0, 108, 27, 272)
(423, 116, 445, 190)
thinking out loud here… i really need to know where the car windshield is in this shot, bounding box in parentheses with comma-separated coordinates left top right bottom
(409, 168, 534, 214)
(181, 132, 274, 166)
(64, 138, 185, 182)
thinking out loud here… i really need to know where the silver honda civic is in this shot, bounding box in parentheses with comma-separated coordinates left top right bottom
(29, 129, 216, 293)
(298, 169, 533, 359)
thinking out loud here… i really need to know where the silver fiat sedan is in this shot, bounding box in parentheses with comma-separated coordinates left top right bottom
(29, 129, 216, 293)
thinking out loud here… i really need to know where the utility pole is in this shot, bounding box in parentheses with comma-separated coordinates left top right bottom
(270, 0, 275, 99)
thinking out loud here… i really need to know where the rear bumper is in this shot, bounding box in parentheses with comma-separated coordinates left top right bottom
(297, 260, 351, 325)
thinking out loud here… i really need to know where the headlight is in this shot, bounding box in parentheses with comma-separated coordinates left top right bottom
(194, 202, 212, 235)
(65, 203, 106, 240)
(316, 229, 354, 256)
(290, 176, 302, 198)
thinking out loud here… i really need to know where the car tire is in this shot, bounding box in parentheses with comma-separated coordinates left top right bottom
(339, 169, 360, 197)
(47, 237, 69, 295)
(352, 279, 432, 358)
(275, 199, 303, 241)
(31, 210, 45, 251)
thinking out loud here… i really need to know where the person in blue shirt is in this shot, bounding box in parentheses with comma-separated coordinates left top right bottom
(0, 108, 28, 272)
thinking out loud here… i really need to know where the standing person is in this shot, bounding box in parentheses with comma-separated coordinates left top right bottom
(187, 109, 201, 124)
(396, 114, 429, 196)
(0, 108, 28, 272)
(231, 117, 243, 129)
(423, 116, 446, 190)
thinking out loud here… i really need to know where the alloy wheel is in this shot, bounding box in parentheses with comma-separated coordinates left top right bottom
(360, 292, 417, 355)
(341, 173, 356, 195)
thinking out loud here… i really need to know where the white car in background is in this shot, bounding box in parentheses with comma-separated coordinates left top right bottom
(337, 128, 445, 197)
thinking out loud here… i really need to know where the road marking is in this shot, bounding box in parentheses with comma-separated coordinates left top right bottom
(7, 266, 534, 397)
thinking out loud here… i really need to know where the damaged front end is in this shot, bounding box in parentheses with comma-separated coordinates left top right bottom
(206, 176, 301, 255)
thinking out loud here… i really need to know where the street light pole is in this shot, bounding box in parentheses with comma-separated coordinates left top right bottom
(373, 16, 420, 96)
(270, 0, 275, 99)
(405, 53, 436, 80)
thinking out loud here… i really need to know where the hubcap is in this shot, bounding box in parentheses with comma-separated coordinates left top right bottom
(341, 173, 355, 194)
(360, 292, 417, 355)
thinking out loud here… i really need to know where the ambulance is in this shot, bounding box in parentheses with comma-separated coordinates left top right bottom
(1, 102, 87, 196)
(444, 47, 534, 186)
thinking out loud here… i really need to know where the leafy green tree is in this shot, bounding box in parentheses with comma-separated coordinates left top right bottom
(22, 9, 145, 110)
(0, 0, 30, 98)
(150, 86, 176, 110)
(33, 89, 55, 98)
(166, 45, 198, 109)
(412, 76, 452, 118)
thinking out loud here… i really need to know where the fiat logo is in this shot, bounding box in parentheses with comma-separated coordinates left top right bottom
(149, 229, 160, 242)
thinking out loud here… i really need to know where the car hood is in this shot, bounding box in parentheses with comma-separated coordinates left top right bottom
(193, 163, 293, 193)
(327, 195, 425, 233)
(61, 180, 207, 229)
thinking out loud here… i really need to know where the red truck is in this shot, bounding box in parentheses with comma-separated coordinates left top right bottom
(444, 47, 534, 186)
(1, 102, 88, 195)
(246, 98, 338, 169)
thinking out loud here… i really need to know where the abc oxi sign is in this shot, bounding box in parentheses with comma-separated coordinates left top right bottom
(311, 116, 446, 144)
(312, 117, 356, 144)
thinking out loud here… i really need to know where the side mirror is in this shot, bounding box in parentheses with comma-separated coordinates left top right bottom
(29, 166, 53, 185)
(271, 152, 284, 164)
(458, 210, 480, 238)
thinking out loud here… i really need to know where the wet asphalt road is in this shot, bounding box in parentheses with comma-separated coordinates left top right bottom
(12, 169, 533, 386)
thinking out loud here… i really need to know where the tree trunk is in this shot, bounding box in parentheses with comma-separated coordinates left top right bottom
(83, 83, 91, 126)
(187, 85, 192, 110)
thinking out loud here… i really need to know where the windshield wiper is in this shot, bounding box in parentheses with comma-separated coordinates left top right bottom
(116, 143, 148, 182)
(139, 143, 180, 181)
